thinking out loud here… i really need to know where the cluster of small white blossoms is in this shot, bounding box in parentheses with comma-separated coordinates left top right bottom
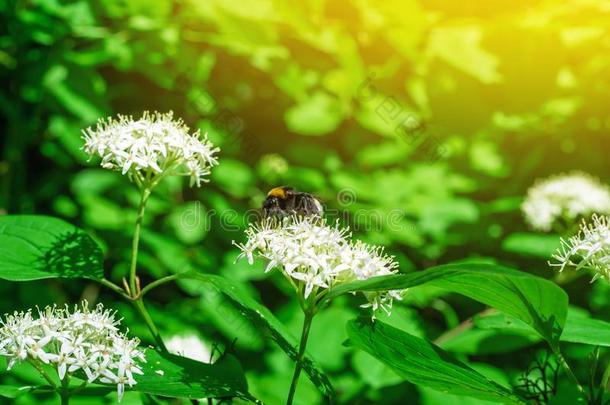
(235, 217, 404, 314)
(82, 111, 219, 187)
(550, 214, 610, 283)
(0, 302, 145, 401)
(522, 172, 610, 232)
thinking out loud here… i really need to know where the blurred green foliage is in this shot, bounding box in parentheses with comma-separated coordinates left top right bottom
(1, 0, 610, 403)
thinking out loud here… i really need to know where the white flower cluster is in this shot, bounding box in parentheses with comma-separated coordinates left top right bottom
(550, 214, 610, 283)
(0, 302, 145, 402)
(82, 111, 219, 187)
(522, 172, 610, 232)
(236, 217, 403, 314)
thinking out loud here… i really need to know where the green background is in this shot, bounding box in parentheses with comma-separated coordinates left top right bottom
(1, 0, 610, 403)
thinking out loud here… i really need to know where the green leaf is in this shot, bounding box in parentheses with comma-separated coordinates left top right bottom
(167, 202, 209, 245)
(0, 385, 36, 398)
(502, 233, 561, 259)
(439, 327, 539, 355)
(428, 26, 501, 84)
(42, 65, 104, 123)
(210, 159, 255, 199)
(347, 319, 524, 404)
(469, 140, 509, 177)
(179, 271, 335, 401)
(284, 92, 344, 136)
(477, 309, 610, 348)
(0, 215, 104, 281)
(324, 263, 567, 348)
(561, 312, 610, 347)
(133, 349, 250, 400)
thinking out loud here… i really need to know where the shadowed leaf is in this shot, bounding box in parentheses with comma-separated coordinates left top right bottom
(179, 271, 335, 402)
(133, 349, 251, 400)
(347, 318, 525, 404)
(0, 215, 104, 281)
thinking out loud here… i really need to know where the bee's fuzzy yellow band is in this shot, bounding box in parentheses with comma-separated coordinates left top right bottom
(267, 187, 287, 199)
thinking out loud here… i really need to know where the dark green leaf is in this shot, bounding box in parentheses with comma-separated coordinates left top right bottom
(134, 349, 249, 400)
(0, 215, 104, 281)
(347, 318, 524, 404)
(179, 271, 335, 401)
(325, 263, 567, 348)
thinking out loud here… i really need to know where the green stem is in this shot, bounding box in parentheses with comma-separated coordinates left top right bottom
(286, 310, 314, 405)
(134, 298, 167, 352)
(434, 308, 497, 346)
(60, 375, 70, 405)
(129, 188, 150, 295)
(554, 348, 590, 402)
(28, 359, 57, 389)
(601, 362, 610, 392)
(70, 381, 88, 396)
(127, 186, 168, 352)
(139, 274, 180, 297)
(98, 278, 130, 299)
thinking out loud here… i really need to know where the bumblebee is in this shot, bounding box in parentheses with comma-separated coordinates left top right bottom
(262, 186, 323, 219)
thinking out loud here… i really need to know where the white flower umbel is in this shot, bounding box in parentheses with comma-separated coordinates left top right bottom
(522, 172, 610, 232)
(235, 217, 403, 315)
(82, 111, 219, 188)
(550, 214, 610, 283)
(0, 302, 145, 402)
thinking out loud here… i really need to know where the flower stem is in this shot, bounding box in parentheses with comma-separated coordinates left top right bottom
(60, 375, 70, 405)
(601, 362, 610, 392)
(28, 359, 57, 389)
(134, 298, 167, 352)
(98, 278, 130, 299)
(286, 310, 314, 405)
(129, 188, 150, 295)
(127, 186, 168, 352)
(139, 274, 180, 297)
(553, 347, 590, 402)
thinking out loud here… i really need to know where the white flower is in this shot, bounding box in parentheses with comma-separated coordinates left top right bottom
(82, 111, 219, 187)
(550, 214, 610, 283)
(235, 217, 404, 314)
(522, 172, 610, 232)
(166, 334, 212, 363)
(0, 302, 145, 402)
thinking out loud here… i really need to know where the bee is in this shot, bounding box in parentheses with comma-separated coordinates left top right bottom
(262, 186, 323, 219)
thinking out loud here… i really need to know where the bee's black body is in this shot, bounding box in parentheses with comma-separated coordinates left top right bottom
(262, 187, 323, 219)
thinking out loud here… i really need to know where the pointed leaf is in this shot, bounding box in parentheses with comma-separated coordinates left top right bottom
(561, 313, 610, 347)
(477, 309, 610, 348)
(179, 271, 335, 402)
(347, 318, 525, 404)
(325, 263, 567, 348)
(0, 215, 103, 281)
(0, 385, 36, 398)
(133, 349, 250, 400)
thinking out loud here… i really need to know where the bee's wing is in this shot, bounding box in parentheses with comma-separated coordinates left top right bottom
(295, 193, 323, 216)
(311, 197, 324, 215)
